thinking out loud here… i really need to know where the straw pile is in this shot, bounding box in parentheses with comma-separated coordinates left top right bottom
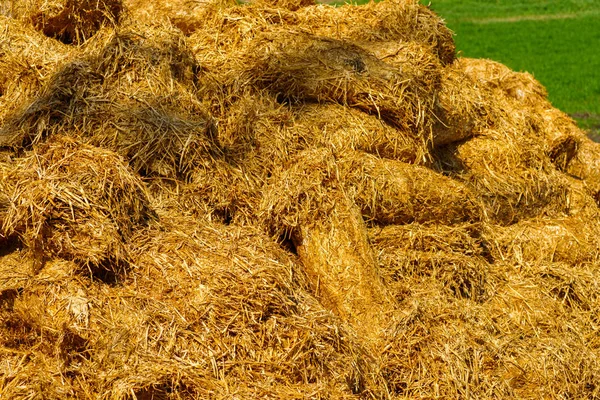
(2, 0, 600, 398)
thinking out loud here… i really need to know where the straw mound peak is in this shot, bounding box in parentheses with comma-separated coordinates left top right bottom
(2, 0, 600, 398)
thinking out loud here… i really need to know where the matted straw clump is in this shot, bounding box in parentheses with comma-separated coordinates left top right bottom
(3, 0, 600, 398)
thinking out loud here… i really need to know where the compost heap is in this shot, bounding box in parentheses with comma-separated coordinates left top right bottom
(1, 0, 600, 398)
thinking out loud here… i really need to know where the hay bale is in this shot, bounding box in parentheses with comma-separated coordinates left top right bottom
(293, 193, 396, 337)
(363, 40, 443, 83)
(458, 58, 548, 107)
(0, 136, 153, 268)
(344, 151, 482, 225)
(8, 0, 123, 44)
(455, 58, 586, 171)
(250, 30, 437, 143)
(0, 24, 215, 179)
(290, 103, 427, 163)
(485, 217, 600, 265)
(369, 223, 490, 302)
(432, 62, 492, 146)
(0, 17, 72, 127)
(437, 129, 572, 224)
(531, 108, 600, 195)
(562, 137, 600, 205)
(296, 0, 456, 65)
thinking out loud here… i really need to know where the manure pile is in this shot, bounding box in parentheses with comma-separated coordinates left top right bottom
(2, 0, 600, 398)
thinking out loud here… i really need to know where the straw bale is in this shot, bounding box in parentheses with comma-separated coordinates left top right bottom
(0, 24, 215, 179)
(8, 0, 123, 44)
(185, 2, 297, 74)
(567, 138, 600, 202)
(532, 108, 582, 173)
(250, 30, 437, 144)
(486, 216, 600, 266)
(0, 214, 374, 398)
(0, 17, 72, 126)
(293, 192, 396, 338)
(290, 102, 427, 163)
(363, 40, 443, 82)
(369, 223, 491, 302)
(432, 61, 492, 146)
(261, 149, 481, 236)
(458, 58, 548, 107)
(437, 129, 572, 224)
(0, 136, 153, 268)
(295, 0, 456, 65)
(343, 151, 482, 225)
(455, 58, 587, 172)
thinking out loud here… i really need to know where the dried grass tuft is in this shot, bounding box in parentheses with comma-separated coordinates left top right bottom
(295, 0, 456, 65)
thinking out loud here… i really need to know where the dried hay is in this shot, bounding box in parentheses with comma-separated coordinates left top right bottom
(295, 0, 456, 65)
(7, 0, 123, 44)
(253, 0, 316, 12)
(486, 216, 600, 266)
(0, 136, 153, 269)
(259, 149, 480, 334)
(344, 151, 482, 225)
(369, 223, 491, 302)
(458, 58, 548, 107)
(289, 102, 426, 163)
(453, 58, 586, 173)
(562, 135, 600, 204)
(249, 30, 437, 145)
(260, 149, 481, 236)
(293, 192, 395, 339)
(436, 128, 572, 224)
(373, 259, 600, 398)
(0, 16, 72, 126)
(175, 0, 454, 66)
(0, 23, 215, 179)
(123, 0, 206, 24)
(0, 214, 373, 398)
(432, 61, 491, 146)
(3, 0, 600, 398)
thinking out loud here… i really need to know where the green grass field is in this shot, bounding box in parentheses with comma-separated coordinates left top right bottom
(424, 0, 600, 133)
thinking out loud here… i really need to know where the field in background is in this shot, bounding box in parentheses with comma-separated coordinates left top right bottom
(424, 0, 600, 136)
